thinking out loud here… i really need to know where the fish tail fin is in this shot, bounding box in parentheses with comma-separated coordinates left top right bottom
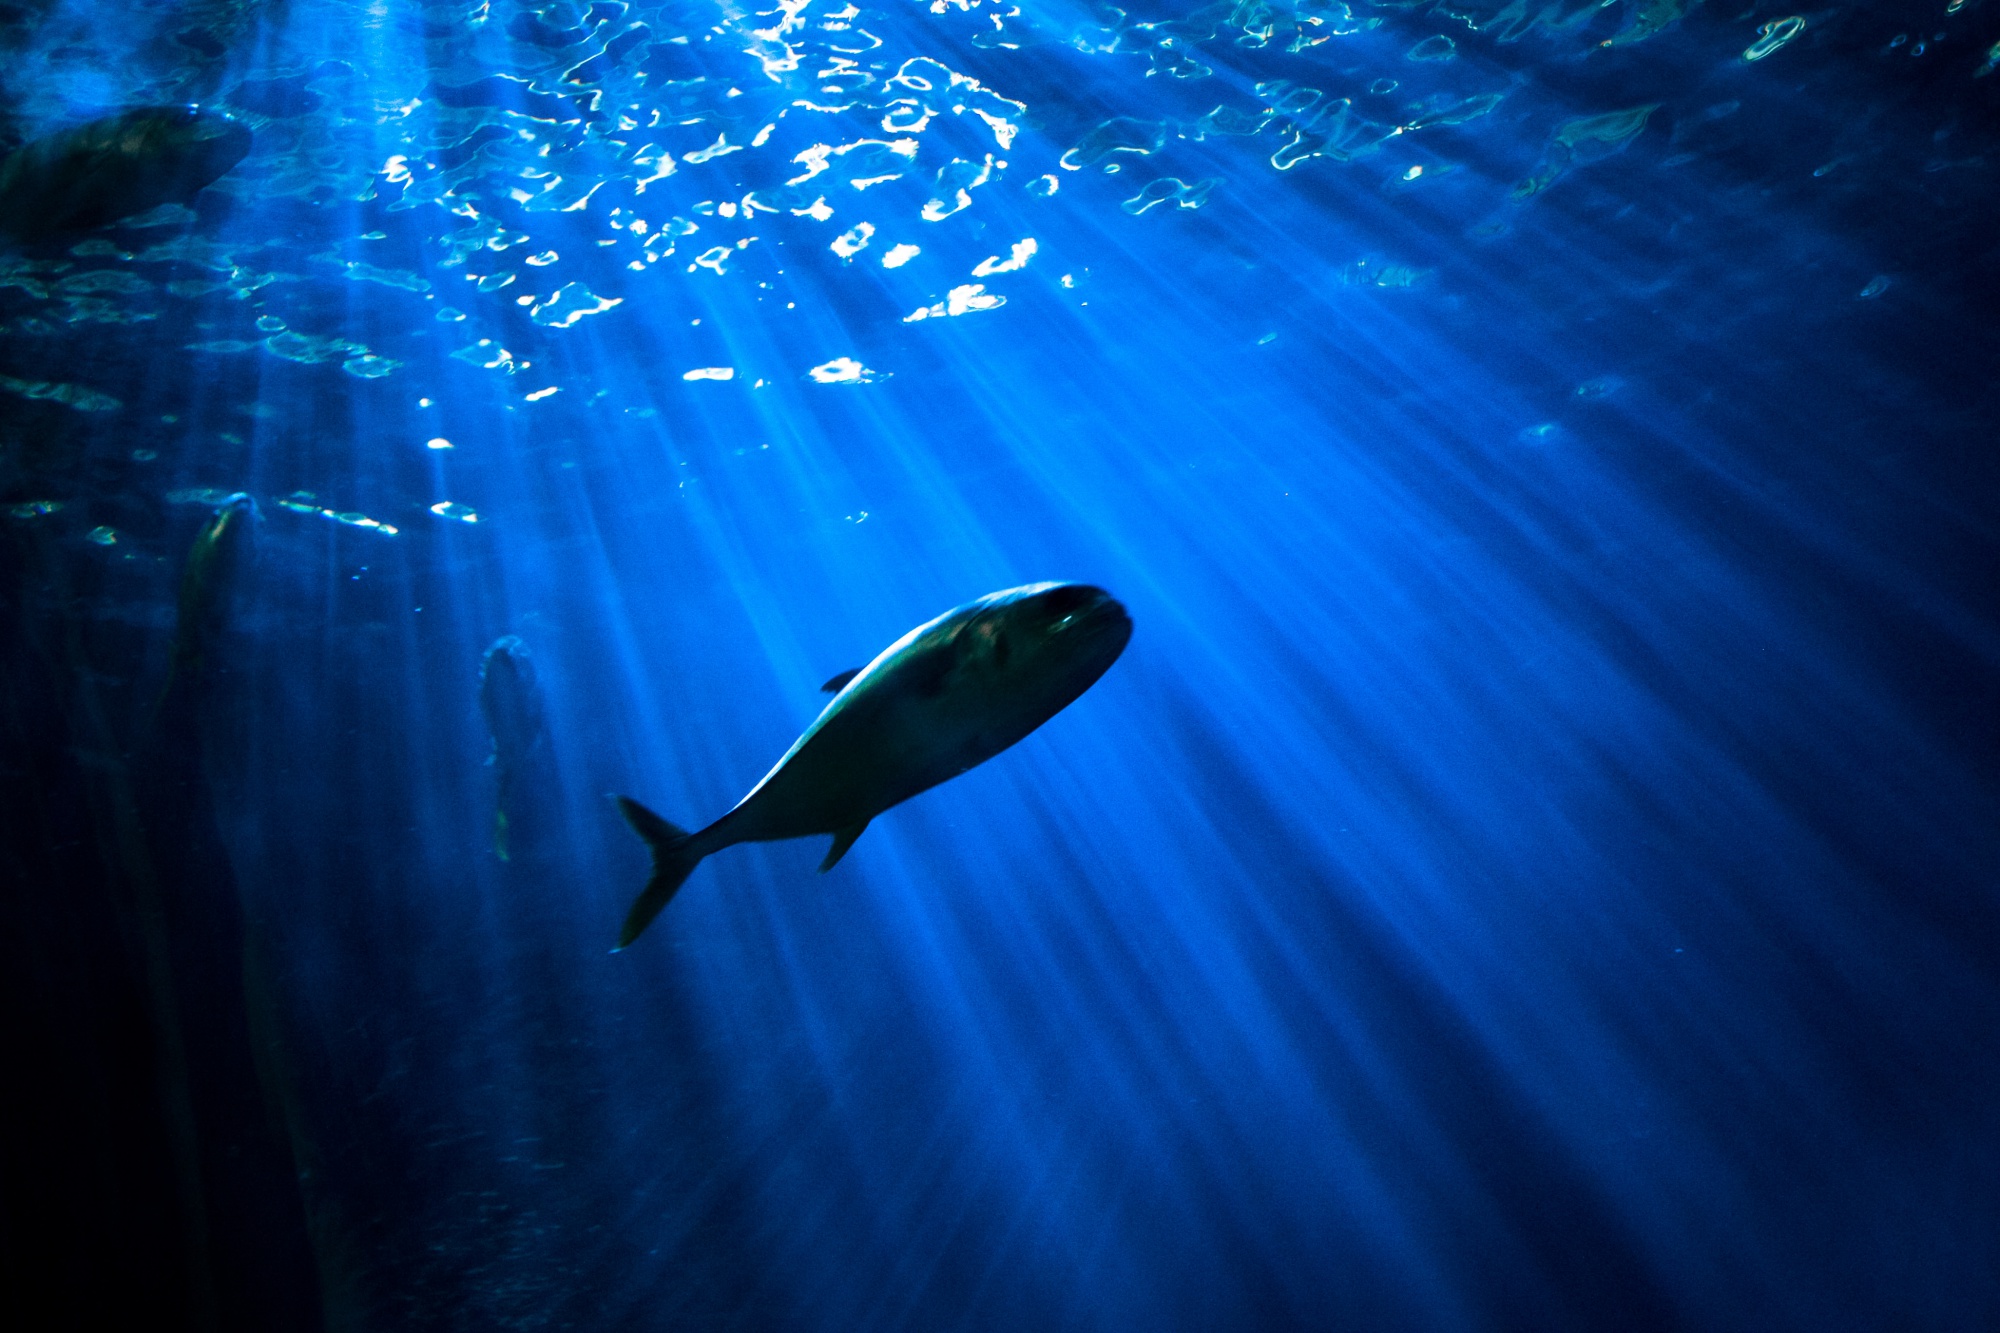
(614, 796, 702, 949)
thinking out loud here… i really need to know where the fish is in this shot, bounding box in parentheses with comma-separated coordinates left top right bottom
(614, 582, 1132, 947)
(480, 635, 546, 862)
(158, 492, 256, 710)
(0, 105, 252, 243)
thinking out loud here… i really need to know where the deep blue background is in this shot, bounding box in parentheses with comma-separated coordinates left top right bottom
(3, 1, 1998, 1329)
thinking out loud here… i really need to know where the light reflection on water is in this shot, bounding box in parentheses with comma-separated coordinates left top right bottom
(2, 0, 1998, 1329)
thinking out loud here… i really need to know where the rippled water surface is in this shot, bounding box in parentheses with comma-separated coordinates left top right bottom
(4, 1, 1998, 1329)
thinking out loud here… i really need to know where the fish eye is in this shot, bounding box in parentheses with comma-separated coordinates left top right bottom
(1039, 584, 1099, 619)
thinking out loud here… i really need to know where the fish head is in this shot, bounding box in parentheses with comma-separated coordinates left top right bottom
(0, 105, 252, 239)
(84, 105, 249, 174)
(130, 104, 254, 179)
(481, 635, 546, 757)
(952, 581, 1132, 714)
(183, 491, 258, 596)
(172, 493, 259, 669)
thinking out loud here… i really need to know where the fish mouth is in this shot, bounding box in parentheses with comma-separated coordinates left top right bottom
(1045, 584, 1132, 653)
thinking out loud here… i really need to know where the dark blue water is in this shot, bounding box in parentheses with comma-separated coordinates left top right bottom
(4, 2, 1998, 1329)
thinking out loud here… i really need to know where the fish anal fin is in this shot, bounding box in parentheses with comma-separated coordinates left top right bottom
(819, 667, 862, 694)
(819, 818, 870, 873)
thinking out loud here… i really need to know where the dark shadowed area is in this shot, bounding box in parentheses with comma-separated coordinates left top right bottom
(3, 1, 1997, 1330)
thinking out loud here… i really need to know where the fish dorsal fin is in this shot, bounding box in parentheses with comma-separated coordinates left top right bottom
(819, 667, 862, 694)
(819, 818, 870, 872)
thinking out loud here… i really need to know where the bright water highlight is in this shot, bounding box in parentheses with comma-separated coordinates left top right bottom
(2, 1, 1997, 1330)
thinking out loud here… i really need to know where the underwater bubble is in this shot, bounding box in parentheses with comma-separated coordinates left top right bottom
(1334, 258, 1427, 289)
(831, 222, 875, 259)
(430, 502, 480, 523)
(684, 134, 747, 165)
(335, 514, 397, 535)
(530, 283, 622, 327)
(1598, 0, 1702, 46)
(437, 307, 467, 322)
(265, 331, 367, 365)
(256, 316, 287, 332)
(7, 500, 63, 518)
(689, 246, 735, 275)
(56, 270, 153, 296)
(1027, 175, 1058, 197)
(904, 284, 1006, 322)
(427, 438, 454, 450)
(343, 355, 402, 379)
(1122, 178, 1220, 215)
(1406, 35, 1456, 61)
(476, 272, 517, 292)
(0, 374, 121, 412)
(972, 239, 1037, 276)
(86, 527, 117, 546)
(525, 386, 559, 401)
(1403, 94, 1506, 133)
(53, 297, 159, 327)
(683, 367, 735, 381)
(1515, 105, 1659, 198)
(1575, 376, 1623, 398)
(807, 357, 884, 384)
(1062, 119, 1168, 171)
(452, 341, 516, 372)
(882, 244, 921, 268)
(1744, 16, 1806, 62)
(334, 261, 431, 292)
(921, 156, 996, 221)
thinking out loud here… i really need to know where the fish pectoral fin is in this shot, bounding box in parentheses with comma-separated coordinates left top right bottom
(819, 819, 870, 873)
(819, 667, 862, 694)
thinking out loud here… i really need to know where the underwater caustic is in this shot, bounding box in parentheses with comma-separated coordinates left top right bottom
(3, 2, 1997, 1331)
